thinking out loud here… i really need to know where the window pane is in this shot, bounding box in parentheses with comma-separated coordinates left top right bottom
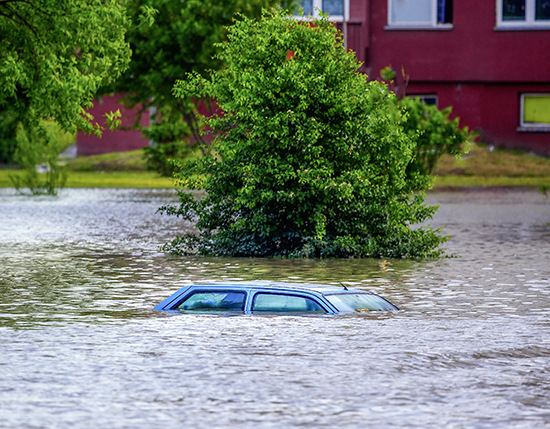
(524, 95, 550, 124)
(391, 0, 432, 24)
(299, 0, 314, 15)
(437, 0, 453, 23)
(416, 95, 438, 106)
(252, 293, 325, 313)
(176, 291, 245, 311)
(536, 0, 550, 20)
(323, 0, 344, 16)
(502, 0, 526, 21)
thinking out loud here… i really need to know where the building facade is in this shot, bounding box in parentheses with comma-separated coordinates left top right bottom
(335, 0, 550, 154)
(76, 94, 150, 156)
(78, 1, 550, 156)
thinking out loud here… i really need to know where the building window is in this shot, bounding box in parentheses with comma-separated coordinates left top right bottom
(520, 94, 550, 131)
(298, 0, 349, 21)
(497, 0, 550, 27)
(413, 95, 439, 106)
(388, 0, 453, 28)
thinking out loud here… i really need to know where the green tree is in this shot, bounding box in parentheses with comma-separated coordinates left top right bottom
(379, 66, 474, 182)
(9, 121, 74, 195)
(0, 106, 18, 164)
(400, 97, 474, 181)
(1, 0, 133, 193)
(0, 0, 132, 136)
(162, 9, 446, 258)
(111, 0, 298, 175)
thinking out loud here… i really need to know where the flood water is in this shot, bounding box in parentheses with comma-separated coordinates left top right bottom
(1, 187, 549, 428)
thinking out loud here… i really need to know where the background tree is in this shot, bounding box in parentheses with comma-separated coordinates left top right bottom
(1, 0, 135, 193)
(379, 66, 475, 188)
(0, 106, 18, 165)
(162, 9, 446, 258)
(0, 0, 131, 139)
(111, 0, 298, 175)
(400, 97, 474, 181)
(9, 121, 74, 195)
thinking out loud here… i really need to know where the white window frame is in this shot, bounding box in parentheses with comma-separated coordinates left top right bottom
(519, 93, 550, 131)
(496, 0, 550, 29)
(297, 0, 350, 22)
(387, 0, 453, 29)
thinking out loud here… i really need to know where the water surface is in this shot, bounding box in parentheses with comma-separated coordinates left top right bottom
(0, 188, 549, 428)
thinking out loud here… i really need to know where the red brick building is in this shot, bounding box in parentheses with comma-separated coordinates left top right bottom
(78, 1, 550, 156)
(76, 94, 150, 156)
(338, 0, 550, 155)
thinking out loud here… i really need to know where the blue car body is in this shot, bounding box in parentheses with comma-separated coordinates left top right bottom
(154, 281, 399, 315)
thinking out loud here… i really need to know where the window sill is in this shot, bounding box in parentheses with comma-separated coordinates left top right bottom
(517, 126, 550, 133)
(494, 25, 550, 31)
(384, 24, 453, 31)
(293, 15, 346, 23)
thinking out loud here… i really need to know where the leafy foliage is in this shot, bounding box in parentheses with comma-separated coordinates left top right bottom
(0, 106, 19, 164)
(1, 1, 134, 194)
(9, 121, 74, 195)
(162, 9, 447, 258)
(111, 0, 298, 174)
(0, 0, 131, 136)
(400, 97, 474, 182)
(379, 66, 474, 181)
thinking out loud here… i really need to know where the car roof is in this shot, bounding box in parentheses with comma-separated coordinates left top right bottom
(189, 280, 362, 295)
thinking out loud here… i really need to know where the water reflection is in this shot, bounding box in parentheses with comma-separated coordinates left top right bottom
(0, 188, 549, 427)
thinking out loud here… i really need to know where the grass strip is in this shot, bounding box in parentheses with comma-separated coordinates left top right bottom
(66, 171, 174, 188)
(0, 170, 174, 189)
(2, 169, 549, 189)
(2, 145, 549, 189)
(433, 175, 550, 189)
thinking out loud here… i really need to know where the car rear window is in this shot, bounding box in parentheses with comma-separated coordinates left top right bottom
(176, 291, 246, 312)
(252, 293, 326, 313)
(326, 293, 398, 312)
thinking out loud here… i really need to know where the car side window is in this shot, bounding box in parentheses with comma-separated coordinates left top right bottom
(176, 291, 246, 312)
(252, 293, 326, 313)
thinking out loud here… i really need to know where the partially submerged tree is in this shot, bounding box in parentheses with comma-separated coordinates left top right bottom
(162, 9, 447, 258)
(111, 0, 298, 175)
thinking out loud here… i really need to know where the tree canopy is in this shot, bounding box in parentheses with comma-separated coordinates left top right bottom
(163, 9, 447, 258)
(110, 0, 298, 174)
(0, 0, 131, 136)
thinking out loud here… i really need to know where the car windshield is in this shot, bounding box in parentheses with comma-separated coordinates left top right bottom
(326, 292, 398, 312)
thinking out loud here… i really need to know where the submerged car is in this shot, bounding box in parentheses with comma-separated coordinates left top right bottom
(154, 281, 399, 315)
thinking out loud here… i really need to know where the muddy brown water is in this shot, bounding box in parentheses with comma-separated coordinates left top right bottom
(0, 188, 549, 428)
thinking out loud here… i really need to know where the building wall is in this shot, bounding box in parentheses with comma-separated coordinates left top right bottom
(76, 94, 150, 157)
(78, 2, 550, 156)
(365, 0, 550, 82)
(350, 0, 550, 155)
(405, 82, 550, 154)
